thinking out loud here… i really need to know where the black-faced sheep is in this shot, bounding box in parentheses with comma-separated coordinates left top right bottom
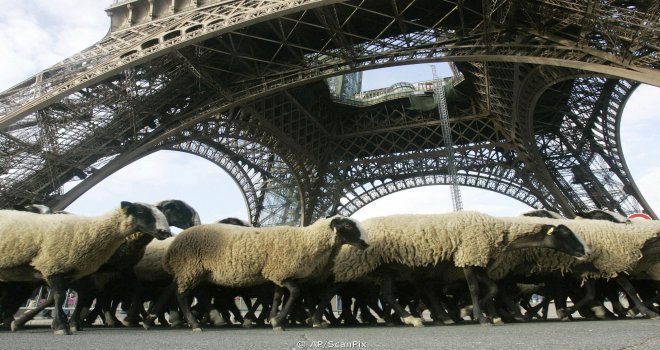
(67, 199, 201, 330)
(488, 216, 659, 320)
(0, 202, 172, 335)
(575, 209, 631, 224)
(162, 215, 368, 331)
(323, 211, 588, 325)
(521, 209, 565, 219)
(12, 204, 53, 214)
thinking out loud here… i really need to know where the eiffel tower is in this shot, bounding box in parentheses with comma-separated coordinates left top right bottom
(1, 0, 658, 226)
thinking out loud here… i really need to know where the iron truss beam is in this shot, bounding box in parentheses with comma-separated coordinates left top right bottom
(1, 0, 658, 223)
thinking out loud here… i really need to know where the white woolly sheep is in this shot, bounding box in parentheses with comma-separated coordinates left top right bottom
(162, 215, 368, 331)
(10, 199, 203, 332)
(140, 217, 255, 329)
(321, 211, 588, 326)
(488, 216, 660, 320)
(0, 202, 172, 335)
(71, 199, 201, 330)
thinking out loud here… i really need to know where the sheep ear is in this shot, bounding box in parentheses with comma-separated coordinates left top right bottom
(121, 201, 135, 213)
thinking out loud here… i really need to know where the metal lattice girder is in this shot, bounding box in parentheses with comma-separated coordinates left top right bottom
(1, 0, 659, 223)
(2, 0, 658, 125)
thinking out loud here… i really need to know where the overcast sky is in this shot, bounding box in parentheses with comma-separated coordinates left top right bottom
(1, 1, 658, 224)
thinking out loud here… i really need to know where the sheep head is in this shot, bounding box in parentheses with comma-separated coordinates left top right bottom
(536, 224, 590, 260)
(330, 216, 368, 250)
(121, 201, 172, 240)
(155, 199, 201, 229)
(505, 224, 590, 260)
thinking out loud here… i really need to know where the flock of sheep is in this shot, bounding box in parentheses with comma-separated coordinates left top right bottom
(0, 200, 659, 336)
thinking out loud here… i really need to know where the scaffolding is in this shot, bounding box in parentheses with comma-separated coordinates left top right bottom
(432, 65, 463, 211)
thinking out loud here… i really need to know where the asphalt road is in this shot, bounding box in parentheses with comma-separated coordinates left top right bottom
(2, 318, 660, 350)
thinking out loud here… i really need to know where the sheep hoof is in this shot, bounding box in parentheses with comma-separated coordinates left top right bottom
(591, 306, 608, 319)
(53, 329, 71, 335)
(123, 320, 140, 328)
(242, 319, 253, 328)
(270, 318, 283, 331)
(556, 309, 571, 321)
(459, 307, 473, 319)
(192, 327, 203, 332)
(402, 316, 424, 327)
(208, 310, 226, 326)
(443, 319, 455, 325)
(492, 317, 503, 325)
(312, 321, 329, 328)
(10, 320, 20, 332)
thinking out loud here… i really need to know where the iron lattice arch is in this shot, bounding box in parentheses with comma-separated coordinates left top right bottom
(1, 0, 659, 225)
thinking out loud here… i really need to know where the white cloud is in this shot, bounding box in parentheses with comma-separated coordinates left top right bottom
(0, 0, 108, 92)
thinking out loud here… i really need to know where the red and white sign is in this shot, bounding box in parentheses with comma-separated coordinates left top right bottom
(628, 213, 652, 220)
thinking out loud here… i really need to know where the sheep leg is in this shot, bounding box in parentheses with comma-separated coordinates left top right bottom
(269, 285, 285, 324)
(194, 286, 224, 327)
(601, 287, 628, 318)
(256, 296, 272, 325)
(68, 282, 97, 332)
(69, 289, 96, 332)
(473, 268, 501, 324)
(463, 266, 489, 325)
(524, 296, 550, 320)
(565, 279, 596, 318)
(496, 289, 526, 322)
(1, 282, 37, 329)
(615, 275, 659, 319)
(308, 282, 344, 327)
(143, 282, 176, 329)
(364, 295, 385, 320)
(552, 284, 572, 321)
(98, 294, 123, 327)
(122, 273, 145, 327)
(83, 303, 102, 325)
(270, 280, 301, 331)
(378, 273, 423, 327)
(416, 282, 454, 325)
(357, 298, 380, 324)
(10, 293, 54, 331)
(338, 296, 359, 325)
(175, 289, 201, 331)
(46, 274, 71, 335)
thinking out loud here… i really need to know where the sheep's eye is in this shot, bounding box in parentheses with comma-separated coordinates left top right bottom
(546, 227, 554, 235)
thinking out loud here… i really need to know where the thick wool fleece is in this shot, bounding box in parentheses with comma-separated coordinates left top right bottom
(163, 217, 347, 292)
(0, 209, 134, 282)
(134, 237, 175, 283)
(489, 217, 659, 280)
(332, 211, 551, 282)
